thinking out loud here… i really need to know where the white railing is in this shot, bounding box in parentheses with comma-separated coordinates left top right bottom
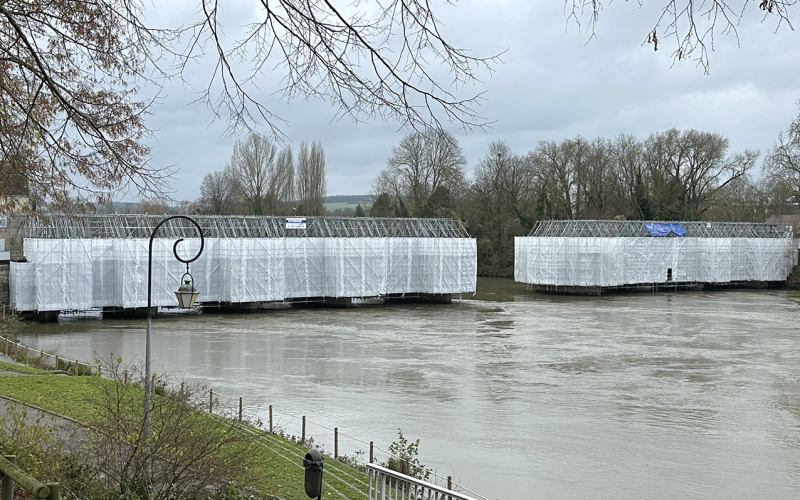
(367, 464, 483, 500)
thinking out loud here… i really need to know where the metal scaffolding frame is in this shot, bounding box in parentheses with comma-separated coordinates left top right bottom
(23, 214, 471, 239)
(529, 220, 793, 239)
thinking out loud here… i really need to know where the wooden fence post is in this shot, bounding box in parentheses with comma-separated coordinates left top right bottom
(334, 428, 338, 459)
(209, 390, 213, 413)
(45, 482, 59, 500)
(1, 455, 15, 500)
(301, 416, 306, 443)
(269, 405, 273, 433)
(238, 397, 242, 422)
(369, 441, 374, 464)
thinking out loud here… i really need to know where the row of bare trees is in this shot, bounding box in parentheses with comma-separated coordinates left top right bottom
(369, 109, 800, 275)
(198, 133, 326, 215)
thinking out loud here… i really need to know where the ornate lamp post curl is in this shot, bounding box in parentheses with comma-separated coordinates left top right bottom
(144, 216, 204, 457)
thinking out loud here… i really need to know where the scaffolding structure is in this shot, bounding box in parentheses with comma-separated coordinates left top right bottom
(11, 215, 477, 312)
(529, 219, 793, 238)
(516, 220, 797, 291)
(23, 214, 470, 239)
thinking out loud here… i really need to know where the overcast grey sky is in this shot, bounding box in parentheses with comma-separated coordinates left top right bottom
(139, 1, 800, 203)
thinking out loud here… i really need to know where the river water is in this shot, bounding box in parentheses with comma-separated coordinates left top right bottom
(15, 278, 800, 500)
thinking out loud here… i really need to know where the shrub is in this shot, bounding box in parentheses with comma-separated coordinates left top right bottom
(0, 402, 108, 499)
(83, 358, 255, 500)
(384, 429, 431, 481)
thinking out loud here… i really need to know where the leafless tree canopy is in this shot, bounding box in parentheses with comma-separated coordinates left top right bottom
(0, 0, 174, 207)
(640, 128, 756, 219)
(188, 0, 499, 138)
(373, 128, 467, 215)
(764, 103, 800, 195)
(275, 145, 296, 208)
(0, 0, 497, 208)
(199, 166, 238, 214)
(229, 133, 279, 215)
(566, 0, 798, 72)
(217, 132, 324, 215)
(296, 141, 327, 215)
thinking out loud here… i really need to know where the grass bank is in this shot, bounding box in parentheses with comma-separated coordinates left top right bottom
(0, 360, 369, 500)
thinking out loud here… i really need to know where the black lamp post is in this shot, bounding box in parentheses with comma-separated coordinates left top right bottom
(144, 216, 204, 453)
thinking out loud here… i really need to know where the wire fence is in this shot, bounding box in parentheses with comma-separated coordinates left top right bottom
(1, 335, 96, 376)
(186, 386, 486, 499)
(0, 335, 488, 500)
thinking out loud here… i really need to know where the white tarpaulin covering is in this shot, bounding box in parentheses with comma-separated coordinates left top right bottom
(12, 237, 477, 312)
(515, 236, 797, 287)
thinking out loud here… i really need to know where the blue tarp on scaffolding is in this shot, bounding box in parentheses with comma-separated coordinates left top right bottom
(644, 222, 686, 237)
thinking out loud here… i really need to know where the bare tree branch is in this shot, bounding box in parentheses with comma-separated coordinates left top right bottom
(1, 1, 498, 210)
(566, 0, 798, 73)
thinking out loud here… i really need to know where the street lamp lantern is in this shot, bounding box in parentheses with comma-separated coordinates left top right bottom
(175, 272, 199, 308)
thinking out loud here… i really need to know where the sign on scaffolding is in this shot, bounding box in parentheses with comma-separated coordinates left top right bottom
(286, 217, 307, 230)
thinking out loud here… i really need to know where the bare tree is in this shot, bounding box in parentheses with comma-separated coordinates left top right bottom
(764, 103, 800, 200)
(580, 138, 620, 219)
(0, 0, 173, 208)
(376, 129, 467, 215)
(229, 133, 277, 215)
(296, 141, 327, 215)
(567, 1, 799, 73)
(274, 145, 296, 214)
(642, 128, 756, 219)
(1, 1, 497, 210)
(703, 174, 770, 221)
(611, 134, 651, 219)
(199, 165, 238, 214)
(533, 137, 590, 220)
(138, 197, 171, 215)
(469, 142, 533, 275)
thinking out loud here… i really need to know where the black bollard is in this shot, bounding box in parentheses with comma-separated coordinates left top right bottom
(302, 448, 323, 499)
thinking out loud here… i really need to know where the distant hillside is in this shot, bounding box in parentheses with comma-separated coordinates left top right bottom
(323, 195, 371, 215)
(98, 197, 372, 215)
(323, 195, 371, 204)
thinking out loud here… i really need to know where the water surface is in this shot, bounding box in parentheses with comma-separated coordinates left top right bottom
(17, 279, 800, 499)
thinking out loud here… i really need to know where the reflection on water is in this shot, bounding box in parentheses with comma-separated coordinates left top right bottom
(15, 279, 800, 500)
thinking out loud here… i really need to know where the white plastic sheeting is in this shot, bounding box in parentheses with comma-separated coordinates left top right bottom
(12, 237, 477, 312)
(514, 236, 797, 287)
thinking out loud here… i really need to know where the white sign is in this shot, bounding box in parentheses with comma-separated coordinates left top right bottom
(286, 217, 307, 229)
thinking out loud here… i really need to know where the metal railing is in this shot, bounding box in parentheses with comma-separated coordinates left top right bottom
(367, 464, 483, 500)
(0, 455, 59, 500)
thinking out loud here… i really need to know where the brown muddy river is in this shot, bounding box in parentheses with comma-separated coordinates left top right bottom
(16, 278, 800, 499)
